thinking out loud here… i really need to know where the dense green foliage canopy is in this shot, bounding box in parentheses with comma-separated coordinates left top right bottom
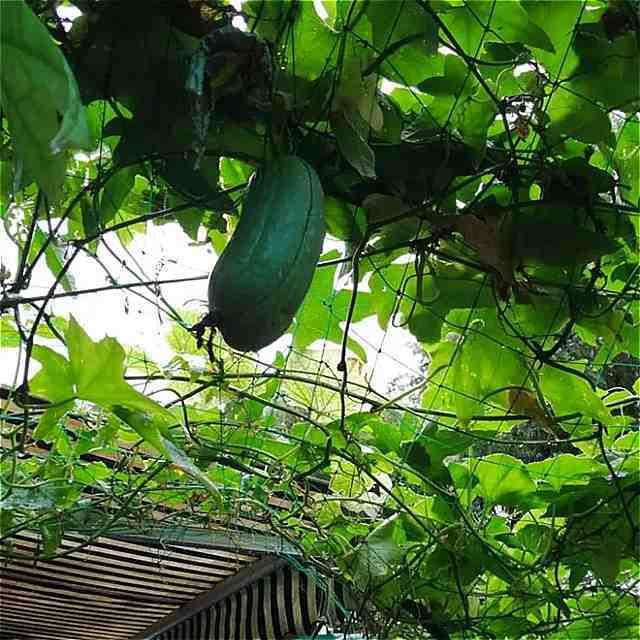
(1, 1, 639, 638)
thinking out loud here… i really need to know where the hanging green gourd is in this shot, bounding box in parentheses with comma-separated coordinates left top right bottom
(192, 155, 325, 353)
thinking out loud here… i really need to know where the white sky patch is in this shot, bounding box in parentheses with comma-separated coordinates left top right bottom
(1, 216, 421, 395)
(380, 79, 404, 95)
(313, 0, 330, 21)
(231, 15, 248, 31)
(56, 3, 82, 31)
(437, 45, 458, 56)
(513, 63, 536, 77)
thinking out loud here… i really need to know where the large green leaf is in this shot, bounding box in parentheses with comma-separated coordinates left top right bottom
(365, 1, 438, 85)
(457, 95, 497, 157)
(343, 513, 423, 584)
(287, 1, 340, 81)
(28, 317, 219, 497)
(323, 196, 365, 241)
(539, 365, 609, 424)
(97, 166, 136, 226)
(401, 426, 475, 482)
(527, 454, 608, 492)
(441, 1, 553, 57)
(572, 27, 640, 113)
(474, 453, 537, 506)
(422, 317, 529, 423)
(544, 88, 612, 146)
(0, 0, 89, 200)
(30, 345, 75, 403)
(521, 1, 583, 76)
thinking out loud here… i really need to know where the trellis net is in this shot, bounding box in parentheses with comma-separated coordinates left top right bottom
(1, 1, 639, 639)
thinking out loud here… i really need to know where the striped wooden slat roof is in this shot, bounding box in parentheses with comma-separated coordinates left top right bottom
(0, 387, 314, 639)
(0, 529, 267, 640)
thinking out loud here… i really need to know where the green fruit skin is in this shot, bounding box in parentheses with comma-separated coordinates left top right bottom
(208, 155, 325, 351)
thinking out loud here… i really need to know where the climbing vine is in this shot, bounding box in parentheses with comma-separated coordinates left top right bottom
(1, 1, 639, 638)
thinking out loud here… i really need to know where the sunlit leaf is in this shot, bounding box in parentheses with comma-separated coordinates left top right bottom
(474, 453, 537, 506)
(527, 455, 608, 491)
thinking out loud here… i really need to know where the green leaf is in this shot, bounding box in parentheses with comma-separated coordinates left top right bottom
(66, 316, 147, 408)
(112, 406, 222, 503)
(360, 414, 412, 455)
(442, 1, 553, 57)
(85, 100, 119, 149)
(40, 520, 63, 556)
(0, 316, 21, 348)
(527, 455, 608, 491)
(98, 166, 136, 226)
(369, 261, 495, 343)
(474, 453, 537, 506)
(32, 401, 74, 443)
(330, 460, 370, 497)
(332, 110, 376, 179)
(30, 316, 174, 428)
(401, 427, 475, 482)
(157, 154, 221, 204)
(324, 196, 365, 241)
(80, 196, 99, 242)
(291, 422, 327, 447)
(412, 495, 455, 523)
(591, 543, 622, 585)
(171, 206, 202, 242)
(74, 461, 112, 486)
(1, 316, 69, 349)
(614, 119, 640, 207)
(439, 4, 485, 58)
(539, 365, 609, 423)
(548, 619, 593, 640)
(545, 88, 612, 146)
(111, 405, 169, 457)
(515, 217, 619, 267)
(0, 0, 89, 200)
(343, 514, 417, 583)
(30, 318, 222, 500)
(366, 1, 438, 85)
(421, 320, 528, 423)
(286, 1, 340, 80)
(488, 1, 555, 53)
(521, 1, 583, 77)
(458, 96, 497, 157)
(576, 308, 639, 361)
(419, 55, 474, 97)
(30, 345, 75, 403)
(220, 157, 253, 191)
(547, 157, 615, 200)
(572, 28, 640, 112)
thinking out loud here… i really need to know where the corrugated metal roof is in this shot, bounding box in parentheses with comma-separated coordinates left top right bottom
(0, 530, 265, 640)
